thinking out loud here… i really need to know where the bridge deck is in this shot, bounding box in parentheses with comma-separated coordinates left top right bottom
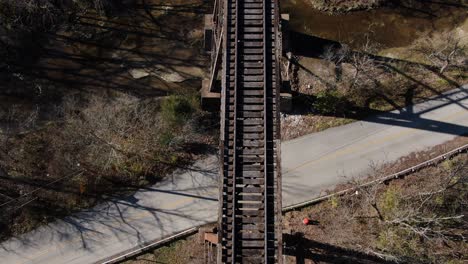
(219, 0, 282, 263)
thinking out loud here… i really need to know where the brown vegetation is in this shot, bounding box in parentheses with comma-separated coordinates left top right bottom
(0, 91, 213, 240)
(307, 0, 385, 13)
(413, 31, 467, 74)
(306, 0, 466, 13)
(284, 153, 467, 263)
(282, 19, 467, 139)
(122, 234, 208, 264)
(0, 0, 214, 241)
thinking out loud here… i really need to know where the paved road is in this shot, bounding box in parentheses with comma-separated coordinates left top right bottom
(1, 86, 467, 264)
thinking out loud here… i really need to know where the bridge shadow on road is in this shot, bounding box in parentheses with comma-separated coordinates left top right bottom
(287, 31, 468, 137)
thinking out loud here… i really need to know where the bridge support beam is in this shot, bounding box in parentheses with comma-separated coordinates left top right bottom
(201, 13, 221, 111)
(204, 14, 214, 52)
(201, 79, 221, 111)
(280, 13, 293, 113)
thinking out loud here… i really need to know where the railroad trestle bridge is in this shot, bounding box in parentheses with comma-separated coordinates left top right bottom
(203, 0, 284, 263)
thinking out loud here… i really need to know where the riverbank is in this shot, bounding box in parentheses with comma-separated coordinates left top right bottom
(281, 0, 467, 140)
(305, 0, 466, 14)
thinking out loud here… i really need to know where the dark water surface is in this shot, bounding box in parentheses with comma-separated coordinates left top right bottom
(282, 0, 467, 50)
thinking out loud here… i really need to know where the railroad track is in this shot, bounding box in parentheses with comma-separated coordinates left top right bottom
(219, 0, 282, 263)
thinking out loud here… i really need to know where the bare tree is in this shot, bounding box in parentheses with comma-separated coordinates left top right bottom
(321, 44, 349, 65)
(320, 32, 388, 94)
(415, 31, 467, 74)
(387, 159, 468, 242)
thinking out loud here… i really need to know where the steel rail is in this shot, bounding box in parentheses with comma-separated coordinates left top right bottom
(262, 0, 269, 262)
(273, 0, 283, 259)
(230, 0, 240, 261)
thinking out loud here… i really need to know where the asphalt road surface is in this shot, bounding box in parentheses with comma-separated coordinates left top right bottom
(1, 86, 467, 264)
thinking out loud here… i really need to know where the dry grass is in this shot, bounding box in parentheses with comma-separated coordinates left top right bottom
(0, 0, 214, 241)
(285, 152, 467, 263)
(0, 92, 212, 240)
(282, 19, 467, 139)
(282, 114, 353, 141)
(284, 137, 468, 263)
(306, 0, 467, 14)
(122, 234, 208, 264)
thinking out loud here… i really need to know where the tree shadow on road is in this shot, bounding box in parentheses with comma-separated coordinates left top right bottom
(0, 155, 219, 257)
(284, 233, 400, 264)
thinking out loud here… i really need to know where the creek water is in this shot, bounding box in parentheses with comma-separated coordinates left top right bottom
(282, 0, 467, 50)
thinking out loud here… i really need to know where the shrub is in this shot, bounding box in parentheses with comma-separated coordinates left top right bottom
(413, 31, 466, 74)
(313, 89, 348, 114)
(379, 186, 401, 219)
(161, 94, 199, 126)
(329, 196, 340, 208)
(159, 131, 176, 147)
(377, 228, 423, 262)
